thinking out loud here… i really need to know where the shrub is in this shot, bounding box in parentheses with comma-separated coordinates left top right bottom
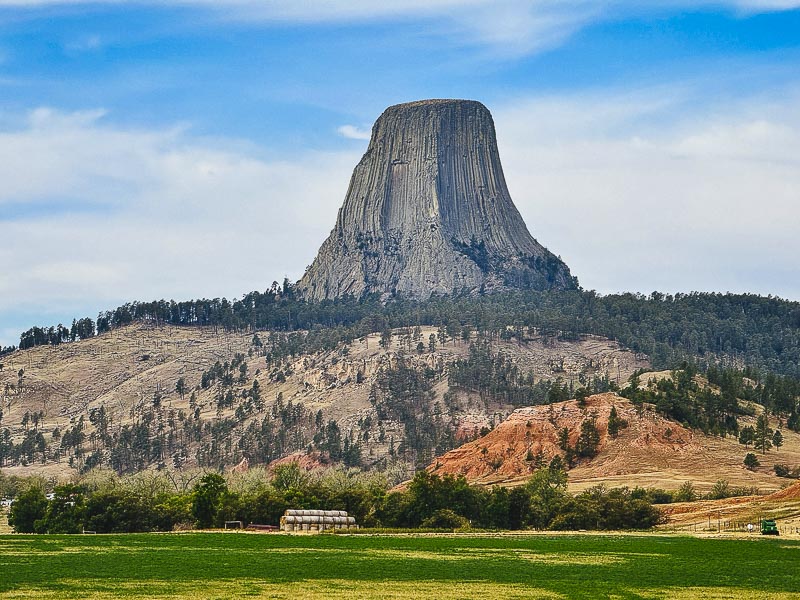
(153, 494, 193, 530)
(8, 486, 48, 533)
(84, 490, 154, 533)
(773, 464, 800, 479)
(192, 473, 227, 528)
(420, 509, 469, 529)
(673, 481, 698, 503)
(743, 453, 760, 471)
(707, 479, 731, 500)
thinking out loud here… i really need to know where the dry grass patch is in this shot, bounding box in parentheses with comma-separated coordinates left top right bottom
(0, 579, 560, 600)
(640, 588, 800, 599)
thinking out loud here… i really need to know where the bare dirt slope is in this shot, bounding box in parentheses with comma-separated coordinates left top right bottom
(429, 393, 800, 494)
(0, 324, 646, 478)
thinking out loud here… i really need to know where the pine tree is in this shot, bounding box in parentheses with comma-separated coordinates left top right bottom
(607, 406, 628, 438)
(743, 452, 759, 470)
(738, 425, 755, 447)
(175, 378, 187, 402)
(754, 413, 773, 454)
(576, 416, 601, 458)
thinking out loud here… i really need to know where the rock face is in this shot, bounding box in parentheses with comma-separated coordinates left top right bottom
(299, 99, 576, 300)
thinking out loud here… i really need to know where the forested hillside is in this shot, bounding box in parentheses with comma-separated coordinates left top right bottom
(13, 285, 800, 377)
(3, 285, 799, 481)
(0, 322, 646, 476)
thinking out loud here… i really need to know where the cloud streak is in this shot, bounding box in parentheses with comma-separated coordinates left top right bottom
(493, 86, 800, 298)
(0, 1, 798, 57)
(337, 124, 371, 140)
(0, 107, 359, 343)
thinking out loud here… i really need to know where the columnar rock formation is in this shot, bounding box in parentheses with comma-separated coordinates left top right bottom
(299, 99, 576, 300)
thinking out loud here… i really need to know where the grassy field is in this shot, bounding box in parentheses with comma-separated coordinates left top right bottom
(0, 533, 798, 599)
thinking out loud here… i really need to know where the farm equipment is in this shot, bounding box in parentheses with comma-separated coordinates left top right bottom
(760, 519, 779, 535)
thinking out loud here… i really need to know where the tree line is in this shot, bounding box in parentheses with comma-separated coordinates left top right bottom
(6, 464, 663, 534)
(13, 284, 800, 378)
(18, 318, 96, 350)
(4, 330, 798, 474)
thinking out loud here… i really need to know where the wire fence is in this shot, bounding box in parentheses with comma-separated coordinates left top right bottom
(671, 517, 798, 535)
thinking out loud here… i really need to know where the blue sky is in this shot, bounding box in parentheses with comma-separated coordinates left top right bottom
(1, 1, 800, 346)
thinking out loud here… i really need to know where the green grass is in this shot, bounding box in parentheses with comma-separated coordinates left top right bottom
(0, 532, 798, 599)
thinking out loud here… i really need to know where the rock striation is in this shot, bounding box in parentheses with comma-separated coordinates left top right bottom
(299, 99, 576, 300)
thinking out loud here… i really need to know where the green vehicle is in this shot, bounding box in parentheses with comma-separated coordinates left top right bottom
(761, 519, 779, 535)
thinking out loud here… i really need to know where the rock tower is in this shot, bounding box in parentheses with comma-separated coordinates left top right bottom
(299, 99, 576, 300)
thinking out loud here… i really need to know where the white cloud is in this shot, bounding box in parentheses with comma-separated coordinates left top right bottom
(0, 108, 359, 336)
(337, 124, 371, 140)
(493, 87, 800, 299)
(64, 33, 103, 52)
(731, 0, 800, 9)
(0, 1, 797, 57)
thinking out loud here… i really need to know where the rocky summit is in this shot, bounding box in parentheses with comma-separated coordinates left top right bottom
(299, 99, 576, 300)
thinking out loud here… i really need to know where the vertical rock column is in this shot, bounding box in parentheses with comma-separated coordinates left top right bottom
(299, 99, 575, 300)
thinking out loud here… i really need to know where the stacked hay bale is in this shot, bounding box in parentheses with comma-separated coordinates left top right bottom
(280, 509, 358, 532)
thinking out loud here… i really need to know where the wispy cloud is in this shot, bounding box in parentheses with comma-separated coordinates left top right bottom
(731, 0, 800, 10)
(337, 124, 371, 140)
(0, 1, 798, 57)
(493, 86, 800, 298)
(0, 107, 359, 341)
(64, 33, 103, 53)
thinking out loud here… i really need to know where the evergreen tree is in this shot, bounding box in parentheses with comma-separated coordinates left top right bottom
(175, 378, 187, 402)
(754, 413, 773, 454)
(743, 453, 759, 470)
(576, 416, 601, 458)
(607, 406, 627, 438)
(738, 426, 755, 447)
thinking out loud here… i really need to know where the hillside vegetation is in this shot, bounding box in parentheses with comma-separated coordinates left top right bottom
(11, 286, 800, 377)
(2, 288, 799, 490)
(0, 323, 646, 477)
(430, 391, 800, 494)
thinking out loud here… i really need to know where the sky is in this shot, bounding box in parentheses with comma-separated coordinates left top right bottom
(1, 1, 800, 346)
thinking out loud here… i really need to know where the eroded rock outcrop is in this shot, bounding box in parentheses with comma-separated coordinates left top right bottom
(299, 99, 576, 300)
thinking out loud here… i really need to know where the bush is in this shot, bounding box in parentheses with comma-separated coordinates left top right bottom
(673, 481, 698, 503)
(242, 488, 289, 526)
(153, 494, 193, 530)
(707, 480, 731, 500)
(631, 487, 674, 504)
(705, 479, 759, 500)
(84, 490, 154, 533)
(38, 484, 86, 533)
(774, 464, 800, 479)
(420, 509, 469, 529)
(8, 486, 48, 533)
(743, 453, 760, 471)
(550, 486, 664, 530)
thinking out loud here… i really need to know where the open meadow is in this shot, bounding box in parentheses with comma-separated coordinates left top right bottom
(0, 532, 798, 599)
